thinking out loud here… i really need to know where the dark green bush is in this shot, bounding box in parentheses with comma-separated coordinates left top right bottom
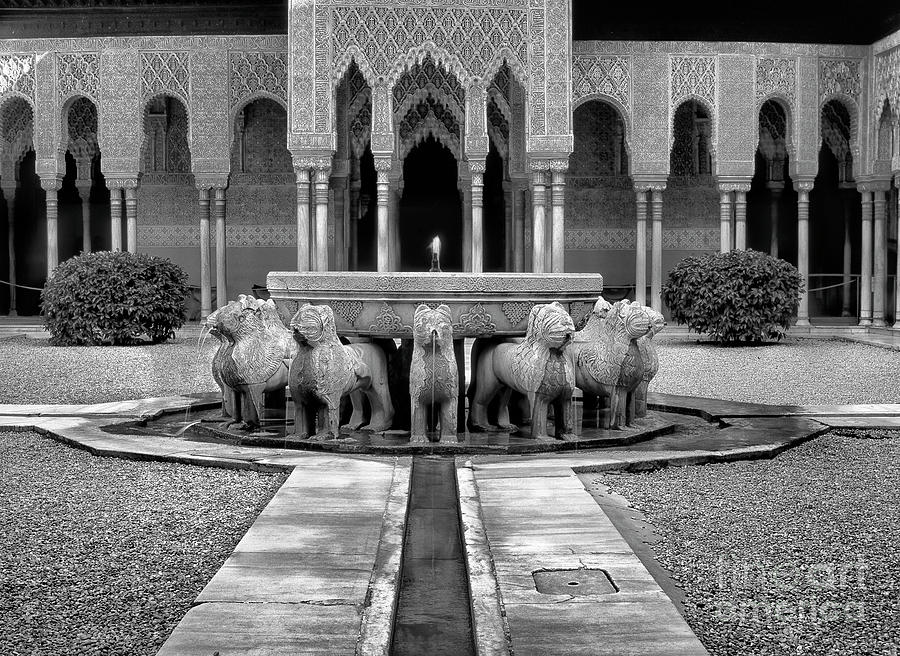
(41, 251, 189, 345)
(662, 249, 803, 343)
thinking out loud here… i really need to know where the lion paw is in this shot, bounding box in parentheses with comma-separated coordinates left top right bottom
(408, 433, 429, 444)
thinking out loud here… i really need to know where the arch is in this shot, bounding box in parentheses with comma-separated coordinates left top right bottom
(482, 48, 528, 89)
(398, 111, 460, 161)
(876, 97, 895, 162)
(570, 98, 631, 176)
(140, 93, 192, 177)
(229, 90, 288, 147)
(669, 95, 717, 164)
(60, 94, 99, 166)
(388, 41, 470, 88)
(394, 83, 464, 126)
(669, 98, 715, 177)
(756, 94, 795, 158)
(229, 96, 292, 175)
(572, 93, 632, 159)
(820, 97, 855, 182)
(820, 93, 859, 174)
(0, 95, 34, 179)
(333, 48, 378, 89)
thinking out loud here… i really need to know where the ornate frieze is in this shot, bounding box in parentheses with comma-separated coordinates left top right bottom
(572, 55, 630, 112)
(874, 47, 900, 122)
(756, 57, 795, 104)
(0, 54, 36, 102)
(140, 51, 190, 103)
(229, 51, 287, 110)
(819, 58, 861, 102)
(57, 52, 100, 101)
(564, 228, 720, 251)
(139, 223, 299, 247)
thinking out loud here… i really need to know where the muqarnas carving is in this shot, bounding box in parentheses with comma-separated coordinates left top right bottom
(288, 303, 393, 441)
(634, 306, 666, 419)
(409, 304, 458, 444)
(570, 299, 651, 429)
(210, 295, 296, 431)
(469, 302, 577, 441)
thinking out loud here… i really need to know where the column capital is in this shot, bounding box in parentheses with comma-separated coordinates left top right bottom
(793, 178, 815, 193)
(468, 159, 487, 175)
(39, 175, 63, 192)
(373, 157, 393, 173)
(632, 176, 667, 192)
(548, 159, 569, 173)
(194, 174, 229, 191)
(313, 167, 331, 184)
(528, 158, 551, 172)
(718, 182, 752, 193)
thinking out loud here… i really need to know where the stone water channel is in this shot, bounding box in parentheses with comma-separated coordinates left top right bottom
(392, 456, 475, 656)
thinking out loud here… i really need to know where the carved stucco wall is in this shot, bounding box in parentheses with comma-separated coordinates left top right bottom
(571, 41, 870, 183)
(287, 0, 573, 158)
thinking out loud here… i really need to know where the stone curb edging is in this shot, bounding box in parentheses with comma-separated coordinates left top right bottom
(356, 458, 412, 656)
(456, 462, 512, 656)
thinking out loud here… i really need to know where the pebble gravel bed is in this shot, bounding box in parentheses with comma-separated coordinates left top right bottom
(0, 430, 287, 656)
(0, 336, 218, 404)
(590, 429, 900, 656)
(653, 337, 900, 405)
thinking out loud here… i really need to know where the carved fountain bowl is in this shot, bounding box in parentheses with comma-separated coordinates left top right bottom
(266, 271, 606, 338)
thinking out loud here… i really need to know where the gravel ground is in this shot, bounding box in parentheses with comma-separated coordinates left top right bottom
(0, 430, 287, 656)
(653, 337, 900, 405)
(0, 336, 218, 404)
(590, 429, 900, 656)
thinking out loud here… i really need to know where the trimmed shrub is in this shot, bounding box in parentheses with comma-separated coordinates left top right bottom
(662, 249, 803, 343)
(41, 251, 189, 345)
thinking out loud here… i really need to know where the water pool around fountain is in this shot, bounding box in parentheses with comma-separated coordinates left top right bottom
(102, 393, 714, 456)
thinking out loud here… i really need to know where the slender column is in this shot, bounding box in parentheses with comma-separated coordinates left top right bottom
(3, 186, 16, 316)
(109, 185, 123, 252)
(550, 160, 567, 272)
(795, 180, 813, 326)
(513, 180, 526, 272)
(768, 183, 782, 257)
(213, 186, 227, 306)
(650, 185, 664, 313)
(841, 189, 853, 317)
(502, 180, 513, 270)
(349, 158, 361, 271)
(294, 167, 311, 270)
(734, 185, 749, 250)
(873, 186, 888, 326)
(124, 184, 138, 253)
(388, 176, 401, 272)
(460, 176, 473, 272)
(41, 178, 62, 276)
(531, 162, 548, 274)
(895, 177, 900, 328)
(718, 186, 733, 253)
(859, 188, 873, 326)
(314, 166, 330, 272)
(375, 159, 391, 272)
(197, 188, 212, 317)
(332, 176, 348, 271)
(470, 160, 485, 273)
(76, 182, 92, 253)
(634, 188, 648, 306)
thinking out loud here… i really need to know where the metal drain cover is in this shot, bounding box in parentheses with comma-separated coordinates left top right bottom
(532, 569, 618, 596)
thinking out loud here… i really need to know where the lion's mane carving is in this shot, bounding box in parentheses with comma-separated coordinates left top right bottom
(570, 300, 651, 429)
(211, 294, 295, 430)
(634, 306, 666, 419)
(409, 304, 458, 443)
(469, 302, 576, 440)
(288, 303, 393, 440)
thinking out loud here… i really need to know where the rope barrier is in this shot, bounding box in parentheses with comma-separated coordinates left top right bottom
(0, 279, 44, 292)
(808, 279, 856, 293)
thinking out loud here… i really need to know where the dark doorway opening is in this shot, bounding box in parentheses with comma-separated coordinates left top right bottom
(400, 137, 462, 272)
(483, 140, 506, 272)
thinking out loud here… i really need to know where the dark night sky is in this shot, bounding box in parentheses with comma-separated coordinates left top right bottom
(572, 4, 900, 44)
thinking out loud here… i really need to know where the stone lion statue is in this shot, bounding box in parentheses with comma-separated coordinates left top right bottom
(409, 303, 458, 443)
(288, 303, 394, 441)
(573, 295, 614, 343)
(570, 300, 651, 430)
(634, 306, 666, 419)
(469, 302, 576, 440)
(212, 294, 296, 431)
(204, 305, 233, 419)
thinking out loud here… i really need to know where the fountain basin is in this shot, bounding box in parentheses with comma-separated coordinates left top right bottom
(265, 272, 605, 337)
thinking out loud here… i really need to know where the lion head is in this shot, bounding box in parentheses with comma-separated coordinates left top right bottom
(525, 302, 576, 351)
(606, 300, 651, 340)
(213, 294, 265, 342)
(413, 304, 453, 350)
(641, 305, 666, 338)
(290, 303, 339, 347)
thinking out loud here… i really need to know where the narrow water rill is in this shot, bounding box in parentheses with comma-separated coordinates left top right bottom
(391, 456, 475, 656)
